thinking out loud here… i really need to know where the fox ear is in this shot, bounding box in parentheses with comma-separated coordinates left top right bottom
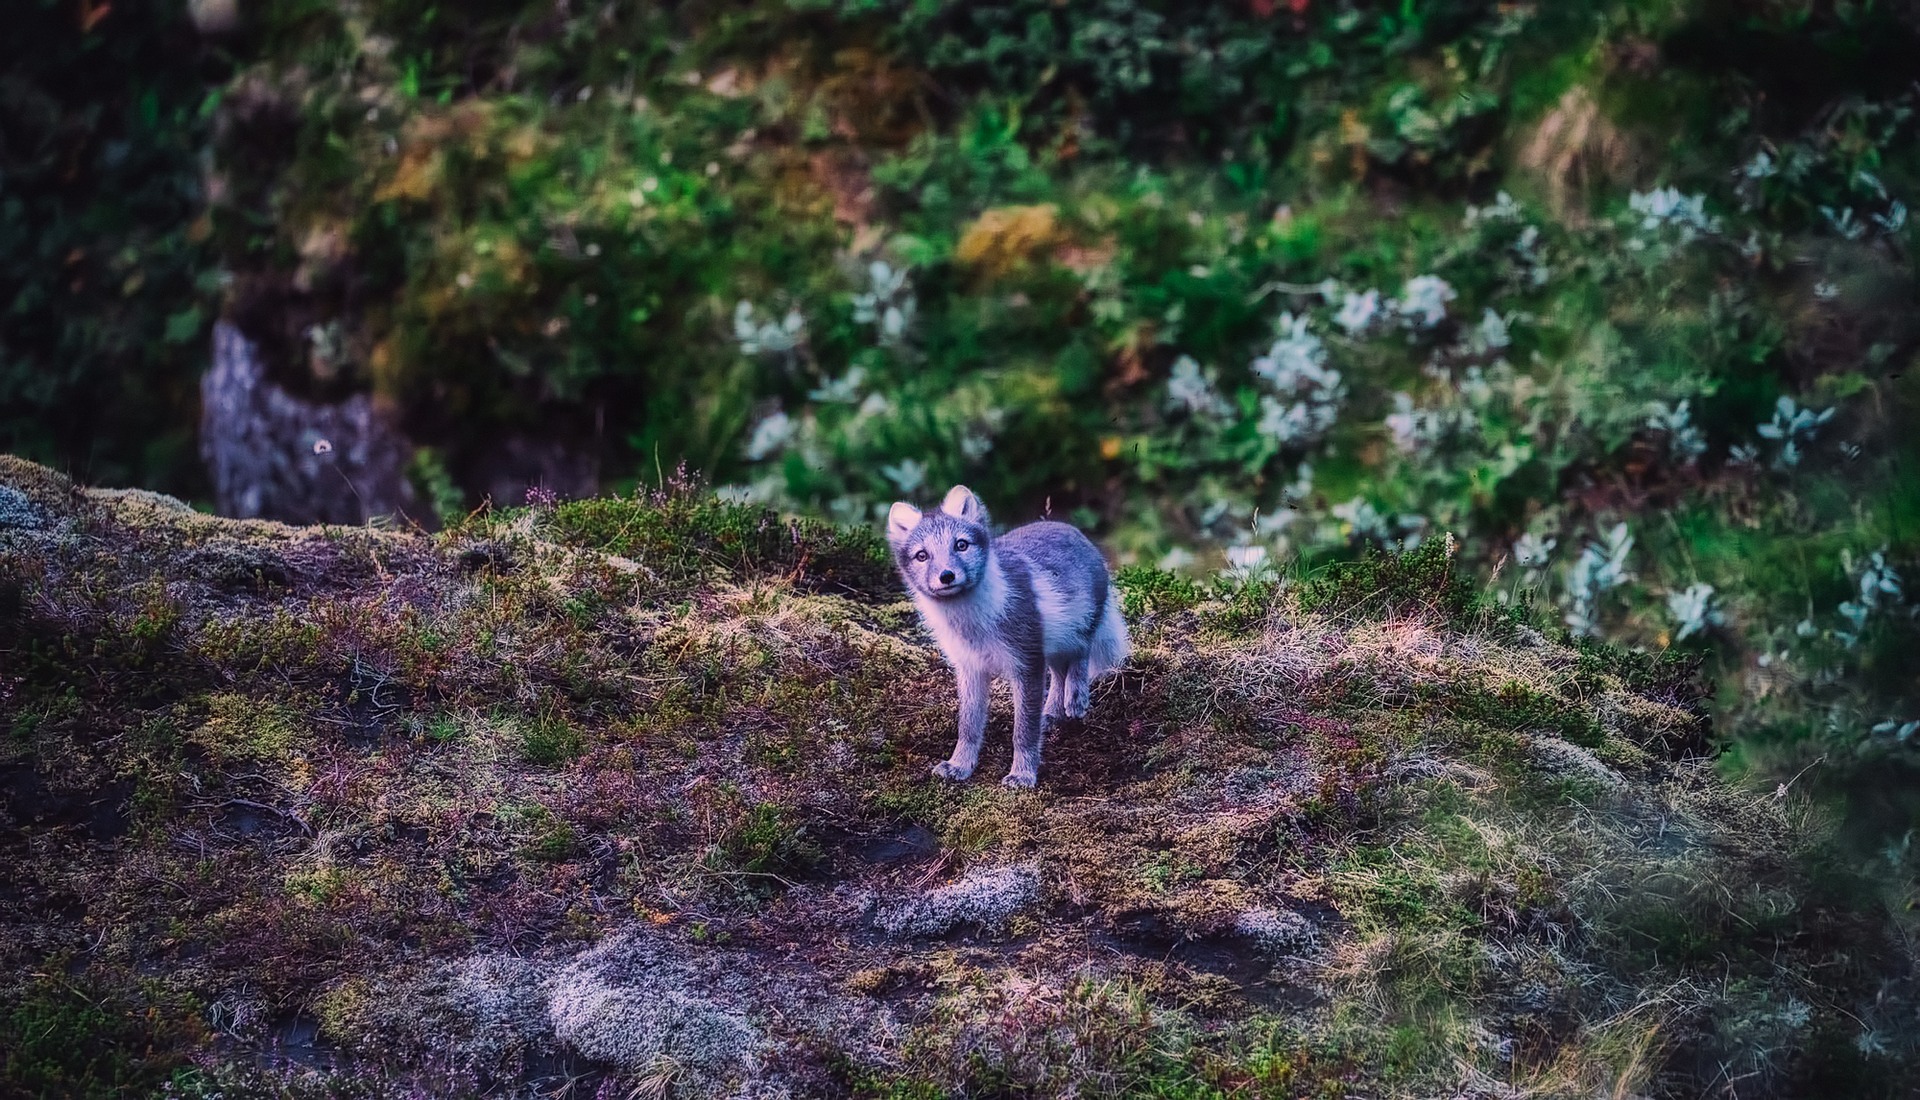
(940, 484, 985, 523)
(886, 501, 922, 545)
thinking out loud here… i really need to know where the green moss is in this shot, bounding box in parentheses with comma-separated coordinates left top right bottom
(1449, 679, 1606, 750)
(532, 492, 895, 599)
(503, 801, 577, 862)
(189, 693, 306, 763)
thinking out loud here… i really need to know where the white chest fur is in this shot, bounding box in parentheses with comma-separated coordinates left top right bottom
(912, 558, 1012, 677)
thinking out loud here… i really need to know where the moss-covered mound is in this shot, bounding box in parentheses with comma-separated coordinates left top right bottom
(1, 455, 1914, 1099)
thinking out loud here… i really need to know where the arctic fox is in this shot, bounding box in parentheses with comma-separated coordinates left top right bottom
(887, 485, 1130, 788)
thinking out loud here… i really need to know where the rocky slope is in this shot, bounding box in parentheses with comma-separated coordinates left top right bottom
(1, 455, 1913, 1098)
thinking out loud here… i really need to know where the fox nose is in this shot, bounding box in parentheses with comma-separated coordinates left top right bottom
(939, 570, 955, 585)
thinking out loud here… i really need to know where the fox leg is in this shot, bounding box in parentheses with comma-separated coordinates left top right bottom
(1043, 659, 1072, 726)
(933, 667, 989, 781)
(1064, 656, 1092, 719)
(1004, 665, 1046, 789)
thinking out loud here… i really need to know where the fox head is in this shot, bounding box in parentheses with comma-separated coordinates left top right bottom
(887, 485, 991, 600)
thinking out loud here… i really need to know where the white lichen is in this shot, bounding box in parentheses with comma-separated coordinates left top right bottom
(873, 864, 1042, 938)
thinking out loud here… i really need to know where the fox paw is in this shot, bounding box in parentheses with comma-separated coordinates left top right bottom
(1000, 771, 1037, 790)
(931, 760, 974, 782)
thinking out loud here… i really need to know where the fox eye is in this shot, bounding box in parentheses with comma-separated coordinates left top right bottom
(913, 549, 929, 562)
(954, 539, 970, 552)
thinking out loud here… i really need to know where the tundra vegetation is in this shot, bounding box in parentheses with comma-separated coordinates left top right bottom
(3, 0, 1920, 1092)
(2, 455, 1916, 1097)
(5, 0, 1918, 882)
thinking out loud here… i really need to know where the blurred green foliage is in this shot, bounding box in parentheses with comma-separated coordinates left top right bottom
(4, 1, 1920, 855)
(0, 0, 215, 491)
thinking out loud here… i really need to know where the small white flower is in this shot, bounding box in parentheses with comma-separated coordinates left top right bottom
(1872, 200, 1908, 234)
(1756, 396, 1835, 443)
(808, 366, 865, 404)
(1384, 392, 1422, 453)
(1165, 355, 1232, 418)
(959, 431, 994, 461)
(1223, 544, 1268, 570)
(1564, 522, 1634, 636)
(1630, 187, 1721, 239)
(1335, 289, 1382, 335)
(1251, 312, 1328, 386)
(1282, 462, 1314, 503)
(1465, 190, 1522, 225)
(852, 260, 916, 347)
(1741, 151, 1776, 180)
(1820, 206, 1866, 241)
(1257, 396, 1318, 445)
(879, 458, 927, 494)
(1513, 533, 1556, 568)
(1667, 582, 1722, 641)
(1331, 497, 1390, 540)
(1646, 399, 1707, 460)
(744, 410, 794, 460)
(1473, 308, 1510, 352)
(733, 300, 807, 357)
(1158, 547, 1197, 572)
(1250, 313, 1344, 447)
(1397, 275, 1457, 328)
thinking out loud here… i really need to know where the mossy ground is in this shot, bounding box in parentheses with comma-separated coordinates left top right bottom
(1, 455, 1914, 1098)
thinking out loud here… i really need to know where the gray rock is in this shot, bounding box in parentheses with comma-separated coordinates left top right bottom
(199, 320, 419, 525)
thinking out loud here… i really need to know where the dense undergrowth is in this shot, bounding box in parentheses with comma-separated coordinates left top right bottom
(4, 0, 1917, 869)
(3, 455, 1916, 1097)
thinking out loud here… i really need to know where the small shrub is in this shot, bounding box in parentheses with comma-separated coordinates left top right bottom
(1114, 565, 1200, 618)
(1298, 539, 1478, 625)
(520, 714, 586, 765)
(0, 977, 204, 1097)
(713, 802, 822, 878)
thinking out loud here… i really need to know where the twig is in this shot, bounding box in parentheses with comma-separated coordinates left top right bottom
(192, 798, 315, 836)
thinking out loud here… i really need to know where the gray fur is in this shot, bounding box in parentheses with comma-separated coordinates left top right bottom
(887, 485, 1130, 788)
